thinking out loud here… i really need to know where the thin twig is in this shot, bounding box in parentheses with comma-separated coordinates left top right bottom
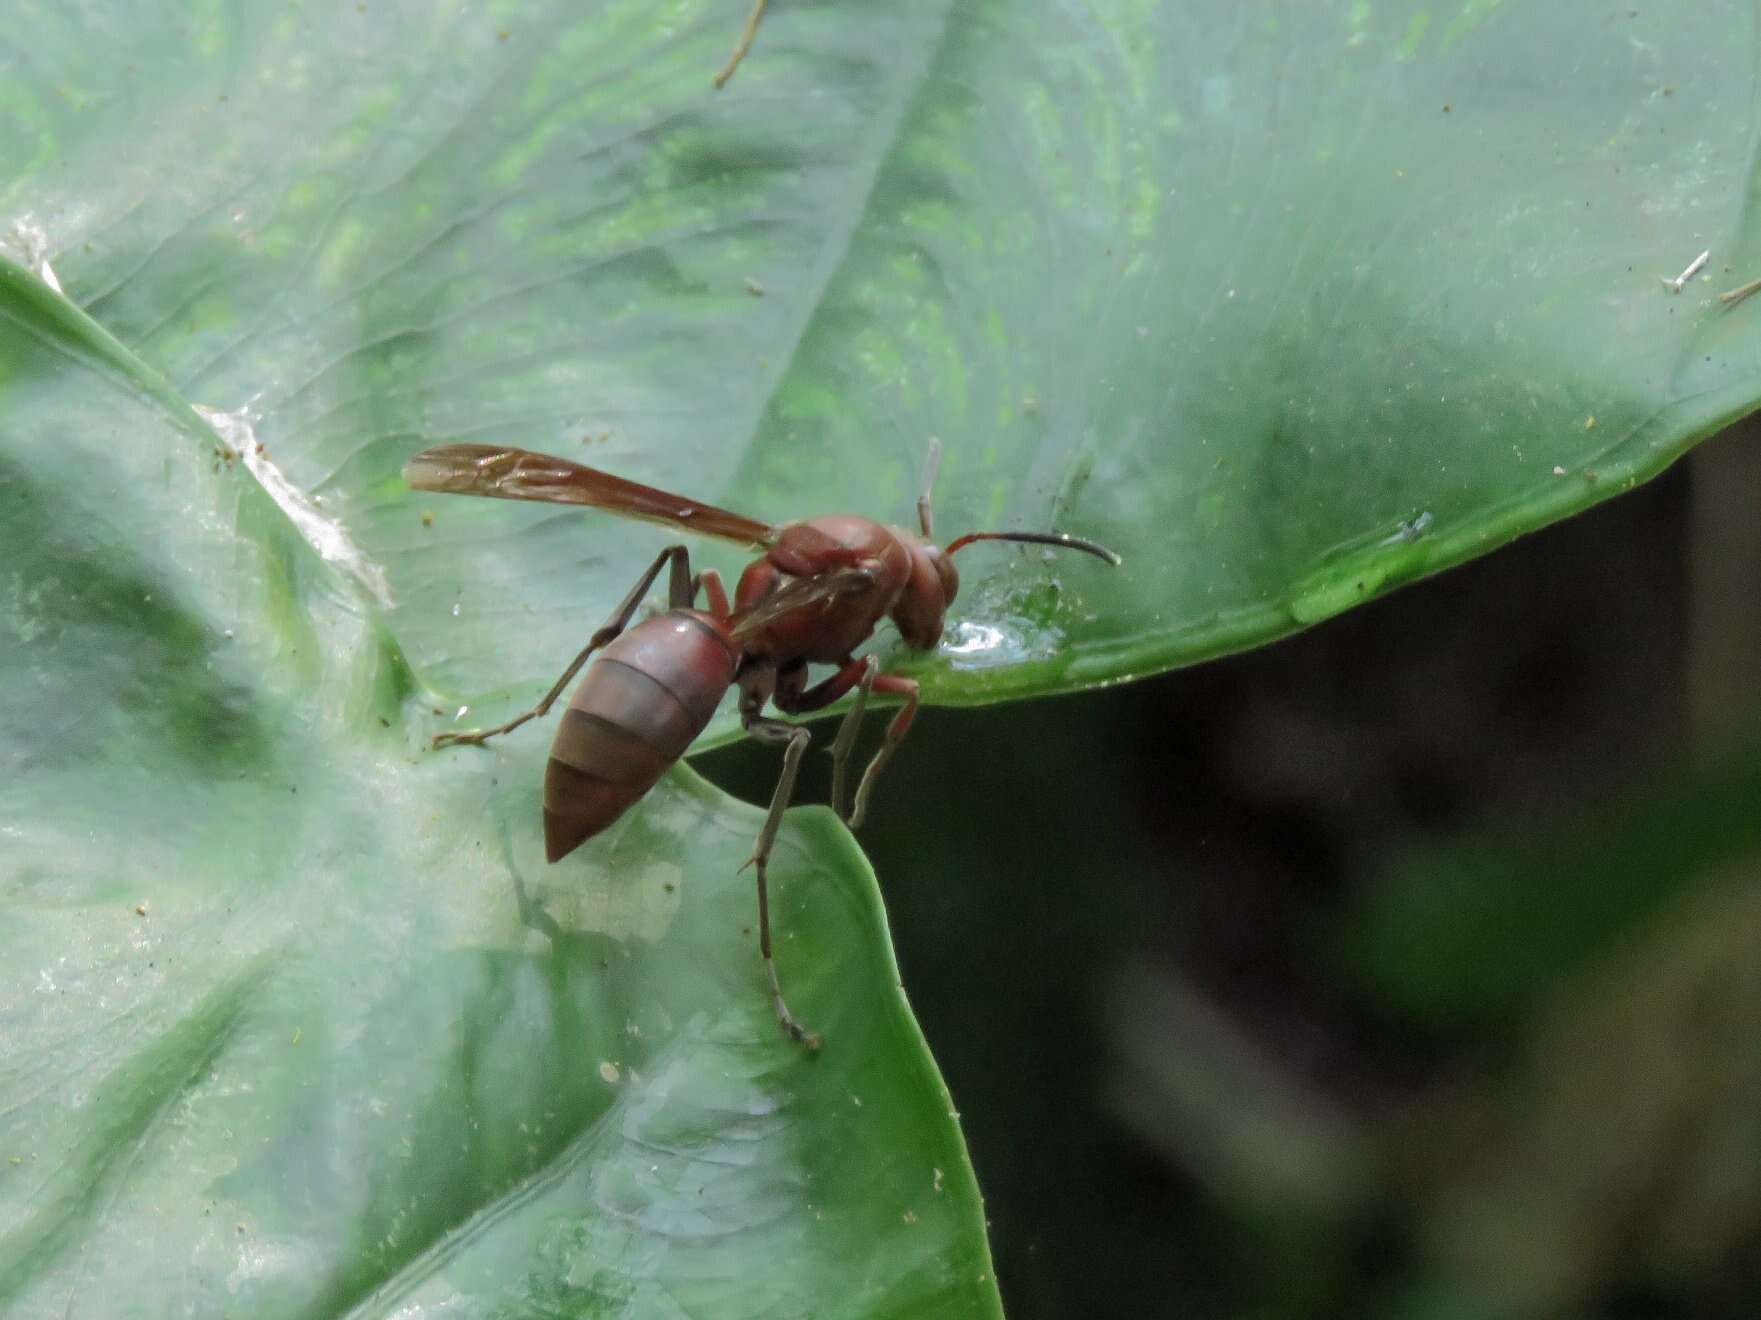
(1719, 275, 1761, 308)
(713, 0, 768, 89)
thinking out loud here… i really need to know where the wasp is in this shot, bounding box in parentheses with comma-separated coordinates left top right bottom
(404, 442, 1118, 1046)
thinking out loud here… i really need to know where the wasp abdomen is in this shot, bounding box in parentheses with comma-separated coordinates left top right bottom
(543, 611, 737, 862)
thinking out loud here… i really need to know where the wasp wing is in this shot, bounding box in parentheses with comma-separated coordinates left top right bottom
(731, 567, 879, 639)
(403, 444, 778, 548)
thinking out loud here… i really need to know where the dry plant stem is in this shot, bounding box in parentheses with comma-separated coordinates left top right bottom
(713, 0, 768, 89)
(1719, 275, 1761, 307)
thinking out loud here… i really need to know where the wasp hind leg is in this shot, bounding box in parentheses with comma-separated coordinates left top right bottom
(433, 544, 695, 749)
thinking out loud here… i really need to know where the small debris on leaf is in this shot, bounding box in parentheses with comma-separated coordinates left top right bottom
(1661, 248, 1709, 293)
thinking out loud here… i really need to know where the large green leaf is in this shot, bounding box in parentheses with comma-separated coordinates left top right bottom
(0, 261, 994, 1313)
(6, 0, 1761, 1315)
(10, 3, 1758, 731)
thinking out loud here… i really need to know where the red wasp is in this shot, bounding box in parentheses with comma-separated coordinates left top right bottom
(404, 442, 1119, 1047)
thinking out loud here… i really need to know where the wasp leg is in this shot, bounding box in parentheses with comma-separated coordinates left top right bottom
(847, 673, 918, 829)
(434, 544, 693, 749)
(741, 709, 821, 1050)
(917, 436, 941, 539)
(693, 567, 731, 620)
(825, 659, 877, 821)
(772, 655, 877, 822)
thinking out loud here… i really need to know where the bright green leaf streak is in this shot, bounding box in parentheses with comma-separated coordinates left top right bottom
(5, 0, 1761, 1314)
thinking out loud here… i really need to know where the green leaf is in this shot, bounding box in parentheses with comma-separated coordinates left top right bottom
(0, 260, 994, 1313)
(11, 4, 1757, 734)
(6, 1, 1761, 1314)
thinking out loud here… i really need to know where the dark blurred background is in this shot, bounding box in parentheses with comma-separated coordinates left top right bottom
(700, 418, 1761, 1320)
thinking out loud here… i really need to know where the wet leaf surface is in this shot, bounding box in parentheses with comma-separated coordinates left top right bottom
(5, 2, 1761, 1314)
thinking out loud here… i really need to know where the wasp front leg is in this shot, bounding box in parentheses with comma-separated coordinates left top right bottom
(774, 657, 916, 828)
(773, 655, 876, 822)
(844, 672, 918, 829)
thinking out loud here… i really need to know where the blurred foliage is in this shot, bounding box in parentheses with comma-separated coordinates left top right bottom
(709, 444, 1761, 1319)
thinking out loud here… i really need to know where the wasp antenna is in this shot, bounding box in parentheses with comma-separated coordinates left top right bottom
(917, 436, 942, 539)
(944, 529, 1121, 566)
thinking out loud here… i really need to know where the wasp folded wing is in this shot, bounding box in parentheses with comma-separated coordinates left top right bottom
(403, 444, 778, 548)
(731, 566, 879, 639)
